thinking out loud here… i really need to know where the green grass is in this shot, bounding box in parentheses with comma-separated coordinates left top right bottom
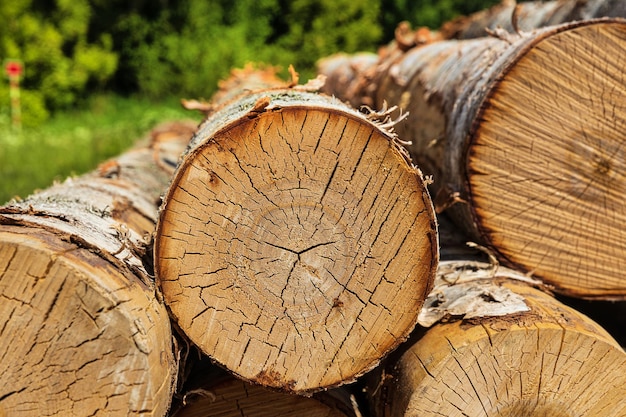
(0, 95, 200, 204)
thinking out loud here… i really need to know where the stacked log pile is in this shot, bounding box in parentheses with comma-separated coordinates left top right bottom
(319, 17, 626, 299)
(0, 121, 197, 416)
(2, 2, 626, 416)
(318, 8, 626, 417)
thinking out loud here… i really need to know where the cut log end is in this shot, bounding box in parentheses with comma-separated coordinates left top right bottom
(467, 21, 626, 298)
(378, 279, 626, 417)
(173, 376, 355, 417)
(0, 226, 175, 417)
(156, 97, 438, 393)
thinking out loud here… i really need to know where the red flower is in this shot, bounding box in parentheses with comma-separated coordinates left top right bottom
(5, 61, 23, 78)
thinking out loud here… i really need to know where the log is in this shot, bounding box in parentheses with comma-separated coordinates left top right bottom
(318, 52, 379, 109)
(170, 364, 359, 417)
(440, 0, 626, 40)
(368, 260, 626, 417)
(0, 121, 197, 416)
(317, 25, 441, 111)
(181, 65, 287, 116)
(318, 19, 626, 299)
(155, 85, 438, 393)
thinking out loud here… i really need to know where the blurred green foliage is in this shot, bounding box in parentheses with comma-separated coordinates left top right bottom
(0, 0, 499, 126)
(0, 94, 198, 203)
(0, 0, 118, 125)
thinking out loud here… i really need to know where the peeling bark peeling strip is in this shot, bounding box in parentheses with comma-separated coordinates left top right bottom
(418, 260, 532, 327)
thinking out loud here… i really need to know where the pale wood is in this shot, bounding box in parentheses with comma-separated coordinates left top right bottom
(440, 0, 626, 40)
(171, 368, 357, 417)
(369, 264, 626, 417)
(173, 380, 350, 417)
(155, 88, 438, 393)
(0, 121, 197, 416)
(319, 19, 626, 299)
(451, 21, 626, 299)
(436, 209, 626, 349)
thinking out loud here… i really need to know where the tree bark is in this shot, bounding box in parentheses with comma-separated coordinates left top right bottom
(155, 86, 438, 394)
(318, 52, 379, 109)
(0, 121, 197, 416)
(182, 65, 289, 117)
(439, 0, 626, 40)
(367, 261, 626, 417)
(318, 19, 626, 299)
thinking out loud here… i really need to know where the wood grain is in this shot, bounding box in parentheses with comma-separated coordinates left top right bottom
(156, 90, 438, 393)
(369, 269, 626, 416)
(0, 121, 197, 416)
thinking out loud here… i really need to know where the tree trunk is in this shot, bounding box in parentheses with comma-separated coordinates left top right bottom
(0, 121, 197, 417)
(318, 19, 626, 299)
(367, 261, 626, 417)
(318, 52, 379, 109)
(170, 365, 360, 417)
(155, 86, 438, 394)
(439, 0, 626, 40)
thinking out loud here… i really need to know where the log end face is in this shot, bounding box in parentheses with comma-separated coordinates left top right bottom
(388, 280, 626, 417)
(0, 226, 175, 416)
(175, 375, 353, 417)
(490, 401, 575, 417)
(465, 20, 626, 299)
(156, 105, 438, 392)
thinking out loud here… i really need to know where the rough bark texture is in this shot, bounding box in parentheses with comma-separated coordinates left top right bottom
(155, 87, 438, 394)
(318, 52, 379, 109)
(440, 0, 626, 40)
(0, 121, 197, 417)
(368, 263, 626, 417)
(318, 19, 626, 299)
